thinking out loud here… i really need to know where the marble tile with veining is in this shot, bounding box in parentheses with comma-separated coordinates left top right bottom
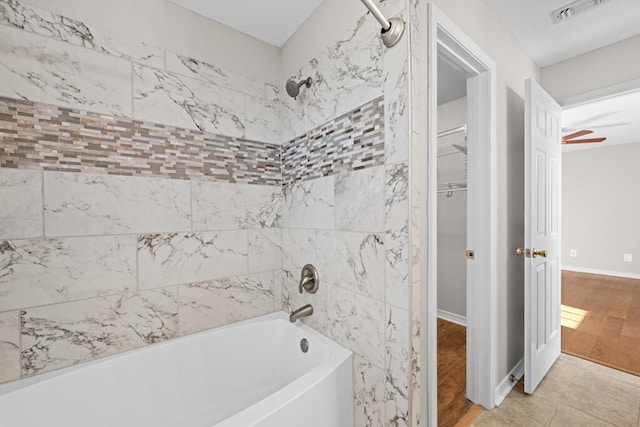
(0, 25, 132, 117)
(0, 168, 42, 240)
(411, 207, 421, 284)
(0, 236, 136, 311)
(353, 354, 386, 427)
(280, 268, 329, 334)
(320, 231, 385, 302)
(21, 287, 178, 376)
(325, 285, 385, 368)
(165, 52, 265, 99)
(133, 64, 245, 137)
(279, 231, 329, 333)
(192, 181, 281, 231)
(385, 162, 410, 309)
(248, 228, 282, 273)
(383, 28, 410, 165)
(281, 228, 317, 273)
(178, 271, 275, 335)
(0, 0, 164, 67)
(386, 305, 410, 427)
(44, 171, 191, 237)
(380, 0, 407, 17)
(279, 70, 309, 143)
(385, 162, 409, 234)
(303, 14, 383, 131)
(411, 278, 422, 427)
(282, 175, 335, 229)
(138, 231, 248, 289)
(0, 311, 20, 383)
(334, 166, 385, 233)
(245, 93, 280, 145)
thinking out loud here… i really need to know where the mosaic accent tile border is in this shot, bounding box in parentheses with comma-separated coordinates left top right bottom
(282, 97, 384, 185)
(0, 96, 281, 185)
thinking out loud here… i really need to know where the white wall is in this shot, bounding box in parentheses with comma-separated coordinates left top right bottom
(563, 143, 640, 276)
(541, 34, 640, 102)
(429, 0, 539, 387)
(23, 0, 281, 84)
(437, 97, 467, 319)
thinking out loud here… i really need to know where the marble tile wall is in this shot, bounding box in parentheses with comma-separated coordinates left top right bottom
(409, 1, 430, 425)
(0, 0, 280, 144)
(281, 97, 385, 185)
(0, 166, 282, 381)
(0, 0, 417, 425)
(279, 1, 412, 423)
(0, 0, 284, 387)
(0, 96, 281, 184)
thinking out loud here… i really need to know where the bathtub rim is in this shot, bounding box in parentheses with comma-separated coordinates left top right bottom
(0, 310, 352, 397)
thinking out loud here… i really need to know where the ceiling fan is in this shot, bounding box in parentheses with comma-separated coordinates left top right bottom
(561, 130, 606, 145)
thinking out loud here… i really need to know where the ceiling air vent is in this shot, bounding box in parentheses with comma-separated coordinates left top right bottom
(551, 0, 610, 23)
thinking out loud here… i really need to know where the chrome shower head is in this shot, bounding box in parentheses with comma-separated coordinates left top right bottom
(286, 77, 312, 99)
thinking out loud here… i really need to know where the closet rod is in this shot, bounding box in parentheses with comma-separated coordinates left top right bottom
(437, 125, 467, 138)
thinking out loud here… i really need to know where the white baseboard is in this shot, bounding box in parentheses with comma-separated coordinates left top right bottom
(562, 266, 640, 280)
(495, 358, 524, 406)
(437, 309, 467, 327)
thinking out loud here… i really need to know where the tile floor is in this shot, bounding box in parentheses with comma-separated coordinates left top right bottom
(472, 353, 640, 426)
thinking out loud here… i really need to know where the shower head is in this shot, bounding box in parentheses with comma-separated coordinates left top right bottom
(286, 77, 312, 99)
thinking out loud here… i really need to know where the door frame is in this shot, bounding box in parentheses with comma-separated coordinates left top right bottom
(422, 5, 498, 424)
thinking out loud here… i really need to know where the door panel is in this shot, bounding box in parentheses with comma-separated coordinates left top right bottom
(524, 79, 562, 394)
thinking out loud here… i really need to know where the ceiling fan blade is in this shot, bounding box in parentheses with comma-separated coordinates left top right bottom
(562, 137, 607, 144)
(562, 129, 593, 140)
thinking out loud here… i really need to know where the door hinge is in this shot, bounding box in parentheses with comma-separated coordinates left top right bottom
(466, 250, 474, 260)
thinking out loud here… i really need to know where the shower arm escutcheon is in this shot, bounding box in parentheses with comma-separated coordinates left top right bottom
(299, 264, 319, 294)
(359, 0, 405, 48)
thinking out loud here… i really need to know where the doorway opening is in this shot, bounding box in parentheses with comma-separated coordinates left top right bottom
(559, 84, 640, 376)
(435, 55, 473, 426)
(421, 5, 498, 426)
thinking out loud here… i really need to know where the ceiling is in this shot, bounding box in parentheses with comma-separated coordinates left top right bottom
(562, 89, 640, 152)
(437, 52, 468, 105)
(167, 0, 323, 47)
(483, 0, 640, 67)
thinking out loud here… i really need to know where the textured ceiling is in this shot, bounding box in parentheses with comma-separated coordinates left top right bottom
(167, 0, 323, 47)
(562, 89, 640, 152)
(483, 0, 640, 67)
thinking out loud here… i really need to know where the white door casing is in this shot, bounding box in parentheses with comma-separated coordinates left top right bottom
(524, 79, 562, 394)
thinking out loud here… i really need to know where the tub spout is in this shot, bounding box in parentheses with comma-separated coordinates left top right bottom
(289, 304, 313, 323)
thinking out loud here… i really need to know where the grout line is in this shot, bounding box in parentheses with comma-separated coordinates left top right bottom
(135, 233, 140, 292)
(189, 180, 194, 232)
(1, 268, 282, 315)
(2, 226, 282, 242)
(17, 310, 23, 380)
(130, 61, 135, 119)
(175, 284, 181, 338)
(40, 170, 45, 238)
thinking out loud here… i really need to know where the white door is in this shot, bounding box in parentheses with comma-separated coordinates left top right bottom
(523, 78, 562, 394)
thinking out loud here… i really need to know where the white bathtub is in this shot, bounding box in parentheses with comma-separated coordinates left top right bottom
(0, 312, 353, 427)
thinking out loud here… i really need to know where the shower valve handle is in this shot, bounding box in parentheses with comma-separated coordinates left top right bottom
(298, 264, 319, 294)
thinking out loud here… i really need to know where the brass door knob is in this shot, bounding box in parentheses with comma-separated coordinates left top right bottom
(516, 248, 526, 256)
(532, 249, 547, 258)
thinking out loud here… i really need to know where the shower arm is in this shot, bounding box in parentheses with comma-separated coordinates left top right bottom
(360, 0, 391, 31)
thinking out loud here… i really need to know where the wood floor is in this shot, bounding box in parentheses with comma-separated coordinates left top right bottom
(438, 318, 482, 426)
(562, 270, 640, 376)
